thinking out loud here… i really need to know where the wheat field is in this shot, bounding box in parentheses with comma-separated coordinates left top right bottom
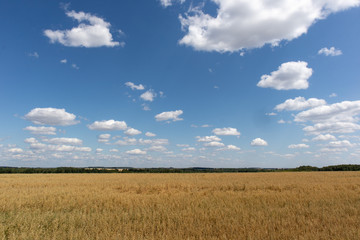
(1, 172, 360, 239)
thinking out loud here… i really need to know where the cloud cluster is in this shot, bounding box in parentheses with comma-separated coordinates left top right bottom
(179, 0, 359, 52)
(44, 10, 121, 47)
(257, 61, 313, 90)
(24, 126, 57, 135)
(275, 97, 326, 111)
(25, 108, 79, 126)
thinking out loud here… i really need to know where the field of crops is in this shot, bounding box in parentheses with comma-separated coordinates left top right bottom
(1, 172, 360, 239)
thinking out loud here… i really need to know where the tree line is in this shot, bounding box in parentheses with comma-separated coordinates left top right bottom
(0, 164, 360, 174)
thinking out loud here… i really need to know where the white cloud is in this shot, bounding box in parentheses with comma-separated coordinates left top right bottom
(251, 138, 268, 146)
(28, 52, 39, 58)
(318, 47, 342, 56)
(96, 148, 103, 153)
(99, 134, 111, 139)
(295, 100, 360, 123)
(115, 137, 137, 146)
(266, 112, 277, 116)
(145, 132, 156, 137)
(196, 135, 221, 142)
(278, 119, 286, 124)
(303, 122, 360, 135)
(155, 110, 183, 122)
(24, 138, 38, 144)
(288, 144, 309, 149)
(182, 147, 196, 152)
(328, 140, 355, 148)
(98, 134, 111, 143)
(44, 137, 83, 145)
(204, 141, 225, 147)
(140, 90, 156, 102)
(176, 144, 189, 147)
(178, 0, 359, 52)
(225, 145, 241, 150)
(275, 97, 326, 111)
(125, 128, 142, 136)
(44, 10, 121, 48)
(147, 146, 167, 152)
(8, 148, 24, 153)
(125, 82, 145, 90)
(28, 142, 91, 152)
(24, 126, 57, 135)
(60, 59, 67, 64)
(329, 93, 337, 98)
(71, 64, 79, 70)
(88, 120, 127, 131)
(138, 138, 169, 145)
(160, 0, 185, 7)
(25, 108, 79, 126)
(257, 61, 313, 90)
(212, 127, 240, 136)
(126, 149, 146, 155)
(312, 134, 336, 141)
(109, 149, 119, 152)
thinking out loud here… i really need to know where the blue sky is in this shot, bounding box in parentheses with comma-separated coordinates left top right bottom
(1, 0, 360, 168)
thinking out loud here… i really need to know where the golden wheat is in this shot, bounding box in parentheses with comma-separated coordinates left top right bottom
(1, 172, 360, 239)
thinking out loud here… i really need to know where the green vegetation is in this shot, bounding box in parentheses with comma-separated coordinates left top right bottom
(1, 164, 360, 174)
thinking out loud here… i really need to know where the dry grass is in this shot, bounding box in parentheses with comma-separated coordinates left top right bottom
(1, 172, 360, 239)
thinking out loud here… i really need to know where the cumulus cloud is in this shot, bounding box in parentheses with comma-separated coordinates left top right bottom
(8, 148, 24, 153)
(125, 82, 145, 90)
(88, 120, 127, 131)
(126, 149, 146, 155)
(225, 145, 241, 150)
(25, 108, 79, 126)
(109, 149, 119, 152)
(139, 138, 169, 145)
(303, 122, 360, 135)
(60, 59, 67, 64)
(44, 137, 83, 145)
(24, 126, 57, 135)
(295, 101, 360, 123)
(115, 137, 137, 146)
(196, 135, 221, 142)
(182, 147, 196, 152)
(251, 138, 268, 146)
(275, 97, 326, 111)
(140, 90, 156, 102)
(147, 145, 167, 152)
(204, 141, 225, 147)
(125, 128, 142, 136)
(327, 140, 355, 148)
(257, 61, 313, 90)
(212, 127, 240, 136)
(312, 134, 336, 141)
(98, 134, 111, 143)
(288, 144, 309, 149)
(318, 47, 342, 56)
(44, 10, 121, 47)
(145, 132, 156, 137)
(178, 0, 360, 52)
(155, 110, 183, 122)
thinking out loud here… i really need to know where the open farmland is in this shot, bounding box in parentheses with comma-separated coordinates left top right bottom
(1, 172, 360, 239)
